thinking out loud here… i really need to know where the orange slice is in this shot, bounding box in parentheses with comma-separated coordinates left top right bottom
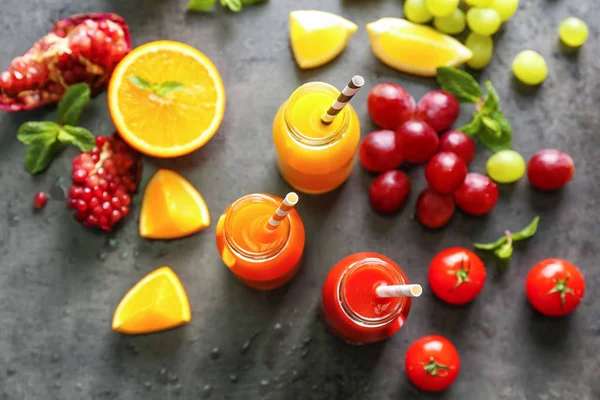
(108, 40, 225, 157)
(112, 266, 191, 335)
(139, 169, 210, 239)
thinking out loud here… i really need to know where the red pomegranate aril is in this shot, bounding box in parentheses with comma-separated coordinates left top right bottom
(75, 211, 87, 221)
(425, 152, 468, 194)
(527, 149, 574, 190)
(369, 170, 411, 213)
(120, 206, 129, 215)
(99, 216, 109, 227)
(454, 173, 499, 216)
(416, 188, 455, 228)
(92, 206, 103, 217)
(33, 192, 48, 209)
(81, 187, 93, 201)
(359, 130, 404, 172)
(111, 197, 122, 208)
(367, 83, 416, 130)
(121, 194, 131, 206)
(67, 198, 77, 209)
(110, 210, 122, 224)
(395, 120, 439, 164)
(415, 90, 460, 132)
(101, 191, 111, 201)
(439, 130, 475, 166)
(73, 169, 88, 183)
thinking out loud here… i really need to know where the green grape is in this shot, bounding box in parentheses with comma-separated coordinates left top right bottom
(490, 0, 519, 22)
(512, 50, 548, 85)
(434, 9, 466, 35)
(425, 0, 460, 18)
(559, 17, 588, 47)
(465, 0, 493, 6)
(405, 0, 434, 24)
(486, 150, 525, 183)
(465, 33, 494, 69)
(467, 8, 502, 36)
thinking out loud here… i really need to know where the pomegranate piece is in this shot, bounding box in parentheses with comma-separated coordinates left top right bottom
(33, 192, 48, 209)
(359, 130, 403, 172)
(369, 170, 411, 213)
(453, 173, 499, 216)
(67, 134, 141, 231)
(527, 149, 574, 190)
(425, 152, 468, 194)
(416, 188, 455, 228)
(367, 83, 415, 130)
(395, 120, 439, 164)
(415, 90, 460, 133)
(0, 13, 131, 112)
(439, 130, 476, 166)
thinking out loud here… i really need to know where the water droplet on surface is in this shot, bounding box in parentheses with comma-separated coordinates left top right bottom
(174, 384, 182, 395)
(106, 238, 118, 250)
(260, 379, 270, 386)
(229, 374, 238, 383)
(168, 373, 178, 383)
(292, 308, 299, 315)
(134, 262, 141, 270)
(53, 382, 61, 389)
(119, 252, 128, 260)
(312, 384, 318, 391)
(301, 349, 309, 358)
(51, 354, 60, 363)
(210, 347, 220, 360)
(273, 376, 280, 383)
(240, 340, 252, 354)
(243, 364, 252, 371)
(134, 250, 140, 257)
(273, 323, 282, 331)
(144, 381, 152, 390)
(76, 382, 83, 391)
(302, 337, 311, 344)
(285, 350, 292, 356)
(202, 384, 212, 398)
(98, 252, 108, 261)
(9, 215, 21, 226)
(275, 383, 285, 390)
(63, 308, 70, 316)
(291, 345, 297, 351)
(160, 368, 167, 375)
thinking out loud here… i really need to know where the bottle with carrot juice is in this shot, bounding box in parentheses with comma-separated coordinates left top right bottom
(216, 193, 305, 290)
(273, 81, 361, 194)
(322, 252, 420, 345)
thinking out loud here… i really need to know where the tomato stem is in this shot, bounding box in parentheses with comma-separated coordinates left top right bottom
(548, 277, 576, 308)
(450, 256, 471, 291)
(422, 357, 452, 376)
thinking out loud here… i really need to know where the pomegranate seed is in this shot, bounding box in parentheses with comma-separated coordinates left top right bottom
(81, 187, 93, 201)
(86, 215, 98, 226)
(101, 191, 111, 201)
(89, 197, 100, 208)
(92, 206, 103, 217)
(111, 197, 121, 208)
(77, 200, 88, 212)
(69, 186, 82, 199)
(73, 168, 88, 183)
(110, 210, 121, 224)
(33, 192, 48, 209)
(67, 198, 78, 209)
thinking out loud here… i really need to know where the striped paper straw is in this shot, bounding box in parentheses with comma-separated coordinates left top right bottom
(320, 75, 365, 125)
(375, 284, 423, 298)
(266, 192, 299, 231)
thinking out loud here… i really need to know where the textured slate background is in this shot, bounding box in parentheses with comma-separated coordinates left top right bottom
(0, 0, 598, 399)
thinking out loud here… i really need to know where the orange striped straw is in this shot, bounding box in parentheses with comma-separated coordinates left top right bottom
(266, 192, 299, 231)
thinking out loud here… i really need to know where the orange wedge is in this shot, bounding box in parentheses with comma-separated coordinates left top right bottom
(108, 41, 225, 157)
(112, 266, 191, 335)
(139, 169, 210, 239)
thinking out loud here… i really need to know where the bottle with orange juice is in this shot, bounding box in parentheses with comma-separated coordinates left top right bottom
(273, 77, 363, 194)
(216, 193, 305, 290)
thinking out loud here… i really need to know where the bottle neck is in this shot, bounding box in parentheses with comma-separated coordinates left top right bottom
(283, 82, 349, 147)
(224, 194, 291, 261)
(338, 258, 406, 327)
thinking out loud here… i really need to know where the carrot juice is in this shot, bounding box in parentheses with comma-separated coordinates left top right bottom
(273, 82, 360, 194)
(216, 194, 305, 290)
(322, 252, 412, 344)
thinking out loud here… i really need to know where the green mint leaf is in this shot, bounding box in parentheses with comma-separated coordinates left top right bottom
(188, 0, 216, 11)
(481, 81, 499, 114)
(57, 83, 91, 126)
(436, 67, 482, 103)
(511, 216, 540, 241)
(481, 116, 501, 136)
(494, 241, 513, 260)
(241, 0, 267, 4)
(155, 81, 184, 97)
(130, 76, 153, 91)
(474, 236, 507, 251)
(459, 114, 482, 136)
(24, 139, 65, 174)
(57, 126, 96, 151)
(476, 111, 512, 152)
(17, 121, 60, 145)
(222, 0, 243, 12)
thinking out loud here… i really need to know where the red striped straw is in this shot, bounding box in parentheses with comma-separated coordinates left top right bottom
(321, 75, 365, 125)
(376, 284, 423, 298)
(265, 192, 299, 231)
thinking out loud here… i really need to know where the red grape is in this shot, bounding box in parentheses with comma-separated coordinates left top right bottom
(453, 173, 499, 216)
(527, 149, 574, 190)
(369, 170, 411, 213)
(359, 130, 403, 172)
(416, 90, 460, 132)
(439, 130, 476, 166)
(395, 120, 439, 164)
(425, 152, 468, 194)
(367, 83, 416, 129)
(416, 188, 455, 228)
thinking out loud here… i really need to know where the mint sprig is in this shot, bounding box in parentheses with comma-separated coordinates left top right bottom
(130, 76, 184, 97)
(188, 0, 267, 12)
(474, 216, 540, 262)
(436, 67, 512, 152)
(17, 83, 95, 174)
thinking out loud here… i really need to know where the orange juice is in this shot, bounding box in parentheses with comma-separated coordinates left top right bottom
(216, 194, 305, 290)
(273, 82, 360, 194)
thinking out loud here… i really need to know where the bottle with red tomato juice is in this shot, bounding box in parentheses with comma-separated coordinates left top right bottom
(321, 252, 412, 344)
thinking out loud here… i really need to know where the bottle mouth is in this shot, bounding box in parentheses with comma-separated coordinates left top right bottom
(337, 258, 406, 327)
(224, 194, 291, 261)
(283, 82, 349, 146)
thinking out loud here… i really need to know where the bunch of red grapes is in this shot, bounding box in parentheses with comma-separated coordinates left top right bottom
(362, 83, 499, 228)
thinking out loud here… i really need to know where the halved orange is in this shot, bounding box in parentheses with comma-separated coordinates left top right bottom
(112, 266, 191, 335)
(108, 41, 225, 157)
(139, 169, 210, 239)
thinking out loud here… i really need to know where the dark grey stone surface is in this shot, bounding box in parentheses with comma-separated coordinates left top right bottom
(1, 0, 599, 399)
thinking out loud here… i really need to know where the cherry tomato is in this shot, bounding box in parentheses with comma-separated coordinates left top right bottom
(416, 188, 455, 228)
(526, 259, 585, 317)
(429, 247, 486, 305)
(453, 173, 498, 216)
(405, 335, 460, 392)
